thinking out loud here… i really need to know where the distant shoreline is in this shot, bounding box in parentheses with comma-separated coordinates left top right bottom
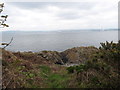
(0, 29, 118, 32)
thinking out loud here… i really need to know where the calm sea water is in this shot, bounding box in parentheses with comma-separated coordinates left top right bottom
(1, 30, 118, 52)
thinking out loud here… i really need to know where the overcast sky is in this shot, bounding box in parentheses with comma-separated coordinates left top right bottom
(1, 0, 119, 31)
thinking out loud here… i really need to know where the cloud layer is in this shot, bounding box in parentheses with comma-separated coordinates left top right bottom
(1, 1, 118, 31)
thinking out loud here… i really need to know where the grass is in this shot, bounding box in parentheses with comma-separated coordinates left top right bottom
(47, 73, 69, 88)
(39, 65, 51, 78)
(39, 65, 71, 88)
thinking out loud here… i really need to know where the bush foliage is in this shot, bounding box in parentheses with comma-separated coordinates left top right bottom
(67, 41, 120, 88)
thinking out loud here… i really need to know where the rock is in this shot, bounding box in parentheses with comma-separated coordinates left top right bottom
(37, 51, 64, 65)
(61, 46, 98, 64)
(36, 46, 98, 65)
(8, 46, 98, 65)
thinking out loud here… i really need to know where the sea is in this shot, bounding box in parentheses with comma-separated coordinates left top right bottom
(0, 30, 118, 52)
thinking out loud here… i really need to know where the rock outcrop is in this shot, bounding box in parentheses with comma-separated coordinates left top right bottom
(24, 46, 99, 65)
(37, 51, 64, 65)
(2, 46, 98, 66)
(61, 46, 98, 64)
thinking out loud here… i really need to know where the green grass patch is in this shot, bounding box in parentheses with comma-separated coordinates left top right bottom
(38, 65, 70, 88)
(39, 65, 51, 78)
(47, 73, 69, 88)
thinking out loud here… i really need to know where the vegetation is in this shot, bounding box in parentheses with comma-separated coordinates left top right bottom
(0, 3, 9, 27)
(0, 3, 13, 49)
(66, 41, 120, 88)
(2, 41, 120, 88)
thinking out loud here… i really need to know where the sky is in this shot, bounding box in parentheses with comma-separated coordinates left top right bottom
(1, 0, 119, 31)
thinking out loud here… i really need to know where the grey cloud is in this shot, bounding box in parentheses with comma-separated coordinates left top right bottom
(57, 11, 81, 20)
(7, 2, 47, 9)
(54, 2, 96, 10)
(4, 1, 117, 31)
(7, 2, 95, 10)
(7, 2, 95, 20)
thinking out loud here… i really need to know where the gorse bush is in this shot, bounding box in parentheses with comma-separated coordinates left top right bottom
(67, 66, 75, 73)
(67, 64, 88, 74)
(100, 41, 120, 50)
(100, 41, 120, 69)
(66, 41, 120, 88)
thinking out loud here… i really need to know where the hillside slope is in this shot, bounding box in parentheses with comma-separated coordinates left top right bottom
(1, 41, 120, 88)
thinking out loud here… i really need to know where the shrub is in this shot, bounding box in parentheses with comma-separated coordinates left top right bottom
(67, 66, 75, 73)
